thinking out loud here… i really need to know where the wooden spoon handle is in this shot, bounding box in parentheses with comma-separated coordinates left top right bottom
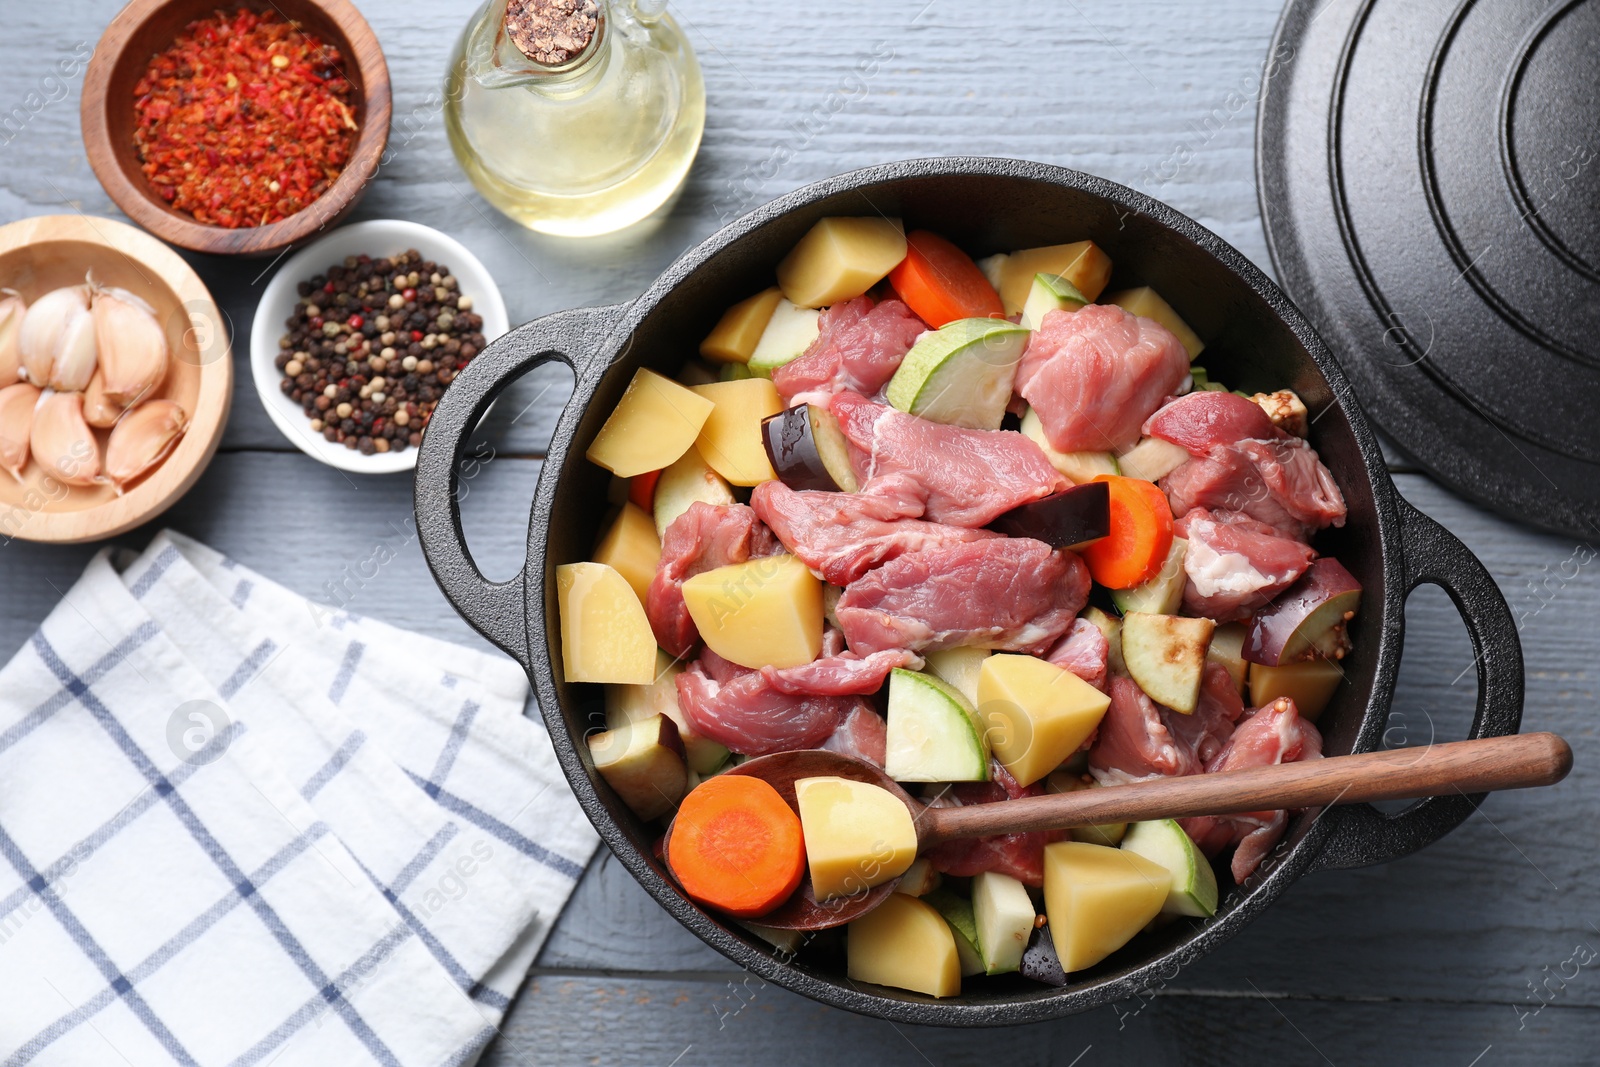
(919, 732, 1572, 845)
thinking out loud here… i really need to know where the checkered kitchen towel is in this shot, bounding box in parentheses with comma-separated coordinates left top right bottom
(0, 531, 598, 1066)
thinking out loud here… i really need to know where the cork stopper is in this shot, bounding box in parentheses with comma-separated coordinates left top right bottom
(504, 0, 600, 65)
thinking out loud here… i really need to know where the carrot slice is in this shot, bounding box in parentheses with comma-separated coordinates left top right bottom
(1082, 475, 1175, 589)
(628, 469, 661, 511)
(888, 230, 1005, 327)
(667, 774, 806, 918)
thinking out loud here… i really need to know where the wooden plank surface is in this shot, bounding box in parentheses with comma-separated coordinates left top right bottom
(0, 0, 1587, 1062)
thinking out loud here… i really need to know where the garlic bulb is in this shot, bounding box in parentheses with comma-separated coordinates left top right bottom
(30, 390, 104, 488)
(105, 399, 188, 493)
(0, 290, 25, 384)
(19, 285, 97, 392)
(82, 369, 124, 429)
(0, 381, 40, 483)
(91, 283, 168, 406)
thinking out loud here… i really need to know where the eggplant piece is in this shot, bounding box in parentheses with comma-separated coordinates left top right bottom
(986, 480, 1111, 549)
(1243, 558, 1362, 667)
(1019, 924, 1067, 987)
(760, 403, 860, 493)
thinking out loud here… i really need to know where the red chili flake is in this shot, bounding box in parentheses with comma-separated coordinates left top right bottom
(348, 314, 364, 329)
(131, 8, 358, 228)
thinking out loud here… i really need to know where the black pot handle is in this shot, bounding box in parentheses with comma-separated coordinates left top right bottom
(414, 303, 626, 661)
(1311, 495, 1525, 871)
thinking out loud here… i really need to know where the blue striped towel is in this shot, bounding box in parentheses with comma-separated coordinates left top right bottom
(0, 531, 598, 1066)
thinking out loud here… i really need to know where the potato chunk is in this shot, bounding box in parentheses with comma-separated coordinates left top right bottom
(592, 502, 660, 607)
(1249, 658, 1344, 722)
(606, 651, 731, 775)
(700, 287, 783, 364)
(796, 776, 917, 901)
(977, 654, 1111, 787)
(587, 713, 688, 821)
(585, 368, 716, 478)
(996, 240, 1113, 315)
(1043, 841, 1171, 972)
(681, 554, 823, 669)
(777, 217, 907, 308)
(847, 893, 962, 997)
(556, 562, 657, 684)
(689, 378, 784, 486)
(1107, 286, 1204, 360)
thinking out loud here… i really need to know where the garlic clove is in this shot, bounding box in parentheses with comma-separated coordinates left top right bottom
(19, 285, 97, 392)
(91, 284, 168, 406)
(82, 369, 124, 429)
(0, 290, 26, 385)
(0, 381, 41, 483)
(30, 390, 104, 488)
(105, 398, 188, 493)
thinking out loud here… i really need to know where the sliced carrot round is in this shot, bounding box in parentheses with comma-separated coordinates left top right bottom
(1082, 475, 1175, 589)
(888, 230, 1004, 327)
(628, 469, 661, 511)
(667, 774, 805, 918)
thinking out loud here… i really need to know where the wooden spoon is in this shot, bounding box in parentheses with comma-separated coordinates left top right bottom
(712, 732, 1571, 931)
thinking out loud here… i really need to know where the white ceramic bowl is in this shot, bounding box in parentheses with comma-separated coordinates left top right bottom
(250, 220, 509, 474)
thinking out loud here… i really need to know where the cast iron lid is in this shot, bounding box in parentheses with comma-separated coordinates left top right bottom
(1258, 0, 1600, 538)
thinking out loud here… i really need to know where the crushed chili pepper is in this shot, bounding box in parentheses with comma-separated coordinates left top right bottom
(132, 9, 358, 228)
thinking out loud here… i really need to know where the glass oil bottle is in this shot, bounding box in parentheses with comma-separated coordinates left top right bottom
(444, 0, 705, 237)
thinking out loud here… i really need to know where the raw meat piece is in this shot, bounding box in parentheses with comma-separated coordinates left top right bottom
(1161, 438, 1347, 540)
(923, 763, 1061, 887)
(645, 502, 781, 657)
(830, 391, 1067, 527)
(1181, 696, 1324, 883)
(1015, 303, 1190, 453)
(1175, 508, 1315, 622)
(674, 633, 917, 756)
(1142, 390, 1286, 453)
(1044, 617, 1110, 692)
(1087, 664, 1242, 782)
(820, 703, 888, 767)
(750, 479, 999, 586)
(836, 538, 1090, 656)
(772, 296, 926, 407)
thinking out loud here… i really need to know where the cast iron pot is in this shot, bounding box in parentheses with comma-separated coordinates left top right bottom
(414, 157, 1524, 1026)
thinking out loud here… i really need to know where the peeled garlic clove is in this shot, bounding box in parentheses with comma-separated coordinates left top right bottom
(30, 390, 104, 488)
(105, 398, 188, 493)
(91, 285, 168, 406)
(19, 285, 97, 392)
(0, 381, 40, 483)
(82, 369, 124, 429)
(0, 290, 26, 384)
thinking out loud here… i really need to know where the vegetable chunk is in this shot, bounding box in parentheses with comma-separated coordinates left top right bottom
(778, 217, 908, 308)
(585, 368, 715, 478)
(681, 554, 823, 669)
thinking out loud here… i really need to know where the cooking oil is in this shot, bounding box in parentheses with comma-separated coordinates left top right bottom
(444, 0, 705, 237)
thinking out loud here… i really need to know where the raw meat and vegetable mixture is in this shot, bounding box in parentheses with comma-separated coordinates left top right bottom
(560, 218, 1359, 997)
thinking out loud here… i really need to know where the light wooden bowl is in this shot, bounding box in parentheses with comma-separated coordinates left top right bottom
(0, 215, 232, 543)
(80, 0, 391, 257)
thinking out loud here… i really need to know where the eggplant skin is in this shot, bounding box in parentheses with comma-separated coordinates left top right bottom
(987, 481, 1111, 550)
(763, 404, 857, 493)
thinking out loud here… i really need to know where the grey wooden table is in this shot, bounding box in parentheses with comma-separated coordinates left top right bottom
(4, 0, 1596, 1063)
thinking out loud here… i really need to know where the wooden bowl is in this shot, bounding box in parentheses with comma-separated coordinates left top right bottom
(0, 215, 232, 543)
(80, 0, 392, 257)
